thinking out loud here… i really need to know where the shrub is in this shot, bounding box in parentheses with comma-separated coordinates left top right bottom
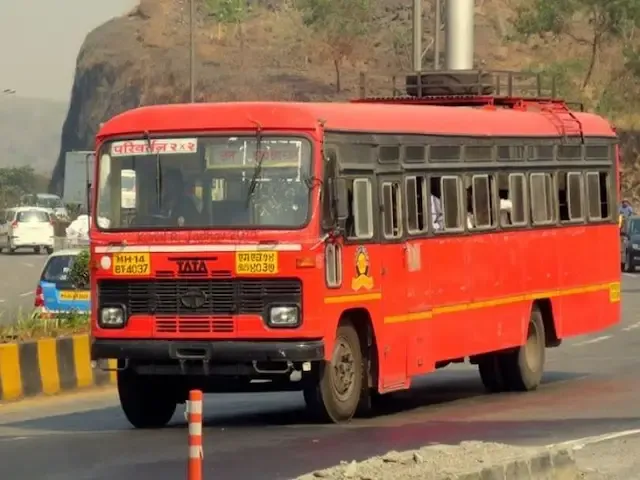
(69, 249, 90, 289)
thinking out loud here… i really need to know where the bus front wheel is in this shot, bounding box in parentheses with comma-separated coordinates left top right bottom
(117, 368, 177, 429)
(304, 322, 363, 423)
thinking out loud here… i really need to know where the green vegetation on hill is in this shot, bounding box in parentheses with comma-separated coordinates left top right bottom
(0, 96, 67, 174)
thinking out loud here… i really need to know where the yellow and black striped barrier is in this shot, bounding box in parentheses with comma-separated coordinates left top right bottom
(0, 335, 116, 401)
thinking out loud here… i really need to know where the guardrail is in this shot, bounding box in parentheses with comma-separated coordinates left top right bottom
(53, 237, 89, 251)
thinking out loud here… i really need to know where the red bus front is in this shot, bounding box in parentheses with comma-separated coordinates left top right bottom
(90, 122, 338, 427)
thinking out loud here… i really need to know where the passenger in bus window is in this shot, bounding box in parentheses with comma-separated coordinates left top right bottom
(499, 196, 512, 225)
(162, 168, 200, 225)
(429, 178, 443, 230)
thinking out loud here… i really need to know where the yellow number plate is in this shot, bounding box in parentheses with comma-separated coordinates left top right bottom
(235, 251, 278, 275)
(112, 253, 151, 276)
(59, 290, 90, 301)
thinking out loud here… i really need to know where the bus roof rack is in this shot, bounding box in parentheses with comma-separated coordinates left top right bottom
(353, 70, 585, 112)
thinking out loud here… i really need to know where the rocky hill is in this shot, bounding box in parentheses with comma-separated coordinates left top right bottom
(0, 96, 67, 174)
(49, 0, 640, 199)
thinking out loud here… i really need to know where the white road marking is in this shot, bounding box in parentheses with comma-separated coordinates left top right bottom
(547, 429, 640, 451)
(622, 273, 637, 278)
(19, 291, 34, 297)
(622, 321, 640, 332)
(571, 335, 612, 347)
(0, 299, 5, 303)
(21, 262, 33, 268)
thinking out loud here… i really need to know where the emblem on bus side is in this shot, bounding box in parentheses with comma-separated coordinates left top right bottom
(351, 246, 373, 291)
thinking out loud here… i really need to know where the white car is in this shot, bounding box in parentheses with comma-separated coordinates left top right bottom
(0, 207, 55, 254)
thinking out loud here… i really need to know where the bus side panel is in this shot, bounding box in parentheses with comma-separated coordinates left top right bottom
(556, 225, 620, 337)
(426, 237, 473, 361)
(467, 232, 528, 353)
(405, 239, 436, 377)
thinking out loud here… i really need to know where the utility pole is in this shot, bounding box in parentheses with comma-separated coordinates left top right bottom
(434, 0, 441, 70)
(189, 0, 196, 103)
(444, 0, 475, 70)
(412, 0, 422, 72)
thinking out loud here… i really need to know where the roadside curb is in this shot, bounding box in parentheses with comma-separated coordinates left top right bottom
(448, 448, 577, 479)
(298, 445, 578, 480)
(0, 334, 115, 401)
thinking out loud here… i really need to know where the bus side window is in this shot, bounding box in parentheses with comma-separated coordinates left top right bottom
(468, 174, 495, 229)
(530, 172, 555, 225)
(567, 172, 585, 221)
(348, 178, 374, 240)
(381, 181, 402, 239)
(437, 175, 463, 231)
(586, 171, 611, 221)
(405, 175, 428, 234)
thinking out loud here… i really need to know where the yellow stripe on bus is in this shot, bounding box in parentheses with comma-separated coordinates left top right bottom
(323, 281, 620, 324)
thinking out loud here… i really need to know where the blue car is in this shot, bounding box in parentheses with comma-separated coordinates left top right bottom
(34, 248, 89, 317)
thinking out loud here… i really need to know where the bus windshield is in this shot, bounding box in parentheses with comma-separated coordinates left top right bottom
(95, 135, 313, 230)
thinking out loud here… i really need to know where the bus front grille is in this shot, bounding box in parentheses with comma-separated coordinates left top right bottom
(98, 278, 302, 317)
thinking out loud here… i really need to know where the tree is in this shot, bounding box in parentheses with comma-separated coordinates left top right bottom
(512, 0, 640, 90)
(0, 166, 37, 208)
(300, 0, 370, 93)
(205, 0, 247, 41)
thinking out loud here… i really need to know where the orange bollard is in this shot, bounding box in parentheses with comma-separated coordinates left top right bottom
(187, 390, 204, 480)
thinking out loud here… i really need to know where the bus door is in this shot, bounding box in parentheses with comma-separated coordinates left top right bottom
(377, 175, 409, 391)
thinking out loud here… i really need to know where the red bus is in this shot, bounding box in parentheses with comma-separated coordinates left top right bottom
(90, 71, 620, 428)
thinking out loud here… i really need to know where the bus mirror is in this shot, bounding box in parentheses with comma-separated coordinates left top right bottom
(334, 178, 349, 221)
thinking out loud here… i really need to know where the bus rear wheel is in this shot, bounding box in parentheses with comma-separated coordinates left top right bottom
(478, 307, 546, 393)
(118, 368, 177, 429)
(304, 322, 363, 423)
(502, 307, 546, 391)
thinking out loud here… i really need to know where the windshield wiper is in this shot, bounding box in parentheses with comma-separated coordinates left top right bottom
(245, 121, 263, 207)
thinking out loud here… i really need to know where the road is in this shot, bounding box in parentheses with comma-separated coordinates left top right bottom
(0, 251, 47, 325)
(0, 273, 639, 479)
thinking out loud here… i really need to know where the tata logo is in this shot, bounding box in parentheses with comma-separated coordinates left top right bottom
(169, 256, 217, 277)
(177, 259, 208, 276)
(180, 289, 207, 309)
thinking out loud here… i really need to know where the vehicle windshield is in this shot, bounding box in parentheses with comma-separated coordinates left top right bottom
(629, 219, 640, 235)
(42, 255, 75, 283)
(121, 172, 136, 191)
(95, 135, 313, 230)
(31, 196, 63, 209)
(17, 210, 50, 223)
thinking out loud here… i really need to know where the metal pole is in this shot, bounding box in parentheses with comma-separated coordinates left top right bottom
(85, 153, 92, 217)
(412, 0, 422, 72)
(189, 0, 195, 103)
(434, 0, 441, 70)
(444, 0, 475, 70)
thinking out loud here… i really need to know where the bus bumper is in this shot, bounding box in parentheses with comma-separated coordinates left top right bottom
(91, 338, 325, 363)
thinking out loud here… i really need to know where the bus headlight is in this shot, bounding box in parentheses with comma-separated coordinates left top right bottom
(268, 306, 300, 327)
(99, 306, 125, 328)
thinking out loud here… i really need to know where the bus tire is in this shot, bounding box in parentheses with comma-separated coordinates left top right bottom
(118, 369, 177, 429)
(502, 307, 546, 392)
(478, 354, 506, 393)
(306, 322, 363, 423)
